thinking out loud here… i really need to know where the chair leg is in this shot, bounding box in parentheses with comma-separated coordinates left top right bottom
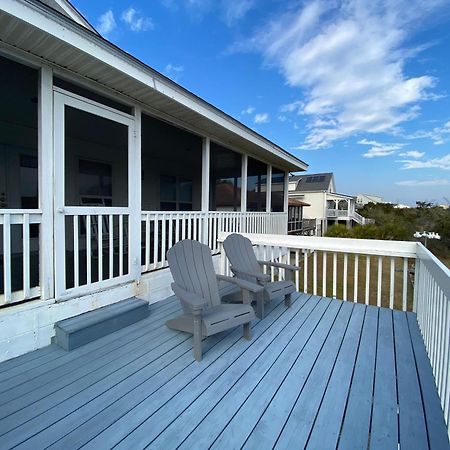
(256, 291, 265, 320)
(193, 314, 202, 362)
(285, 293, 292, 308)
(243, 322, 252, 340)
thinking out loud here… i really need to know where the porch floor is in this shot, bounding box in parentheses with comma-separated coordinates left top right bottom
(0, 293, 448, 449)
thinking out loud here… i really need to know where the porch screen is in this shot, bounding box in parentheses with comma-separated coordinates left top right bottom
(247, 157, 267, 212)
(271, 168, 285, 212)
(210, 144, 241, 211)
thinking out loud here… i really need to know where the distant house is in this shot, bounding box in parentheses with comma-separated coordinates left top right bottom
(356, 193, 384, 207)
(289, 172, 373, 233)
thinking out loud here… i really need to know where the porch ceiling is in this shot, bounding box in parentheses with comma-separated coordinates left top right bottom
(0, 0, 308, 172)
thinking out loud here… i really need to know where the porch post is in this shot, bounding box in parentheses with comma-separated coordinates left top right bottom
(266, 165, 272, 212)
(38, 65, 54, 300)
(241, 154, 248, 212)
(284, 171, 289, 213)
(129, 106, 142, 283)
(201, 137, 210, 244)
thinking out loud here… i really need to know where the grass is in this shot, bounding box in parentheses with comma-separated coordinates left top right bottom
(287, 251, 414, 311)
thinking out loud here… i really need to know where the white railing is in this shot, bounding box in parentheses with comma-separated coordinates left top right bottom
(1, 210, 42, 306)
(59, 207, 132, 298)
(217, 231, 450, 435)
(141, 211, 287, 272)
(326, 209, 374, 225)
(414, 244, 450, 432)
(218, 232, 417, 310)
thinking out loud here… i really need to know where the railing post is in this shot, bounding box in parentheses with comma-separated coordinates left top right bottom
(266, 165, 272, 213)
(39, 65, 54, 300)
(413, 257, 420, 313)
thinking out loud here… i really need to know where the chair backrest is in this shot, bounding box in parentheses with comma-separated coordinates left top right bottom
(223, 233, 263, 282)
(167, 239, 221, 313)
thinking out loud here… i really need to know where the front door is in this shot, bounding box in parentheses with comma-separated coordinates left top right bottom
(53, 90, 139, 300)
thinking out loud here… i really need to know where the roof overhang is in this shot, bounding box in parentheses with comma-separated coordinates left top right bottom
(0, 0, 308, 172)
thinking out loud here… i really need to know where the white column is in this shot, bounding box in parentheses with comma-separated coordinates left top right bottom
(284, 171, 289, 213)
(241, 154, 248, 212)
(201, 137, 210, 244)
(266, 165, 272, 212)
(201, 137, 210, 211)
(38, 65, 54, 300)
(129, 106, 142, 283)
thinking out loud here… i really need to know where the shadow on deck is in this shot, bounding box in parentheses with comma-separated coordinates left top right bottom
(0, 293, 448, 449)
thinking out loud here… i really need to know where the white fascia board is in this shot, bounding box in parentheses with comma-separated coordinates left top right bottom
(3, 0, 307, 171)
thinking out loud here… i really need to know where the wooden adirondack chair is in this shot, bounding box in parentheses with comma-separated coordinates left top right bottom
(166, 239, 262, 361)
(223, 233, 300, 319)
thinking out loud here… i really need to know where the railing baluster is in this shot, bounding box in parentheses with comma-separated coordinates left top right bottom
(98, 214, 103, 282)
(402, 257, 408, 311)
(332, 252, 337, 299)
(343, 253, 348, 301)
(313, 250, 317, 295)
(161, 214, 167, 267)
(109, 214, 113, 277)
(118, 214, 123, 276)
(3, 214, 12, 303)
(145, 214, 150, 271)
(354, 254, 359, 303)
(389, 257, 395, 309)
(377, 256, 382, 307)
(86, 215, 91, 284)
(22, 214, 30, 298)
(303, 250, 308, 294)
(322, 251, 327, 297)
(295, 249, 300, 291)
(74, 215, 79, 288)
(365, 255, 370, 305)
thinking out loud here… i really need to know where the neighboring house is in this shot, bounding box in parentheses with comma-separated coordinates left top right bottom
(356, 193, 384, 207)
(289, 172, 372, 233)
(0, 0, 308, 360)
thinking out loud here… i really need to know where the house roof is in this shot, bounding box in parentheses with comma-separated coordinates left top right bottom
(288, 198, 310, 207)
(289, 173, 334, 192)
(0, 0, 308, 172)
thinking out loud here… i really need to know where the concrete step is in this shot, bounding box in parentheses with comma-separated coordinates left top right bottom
(55, 298, 150, 351)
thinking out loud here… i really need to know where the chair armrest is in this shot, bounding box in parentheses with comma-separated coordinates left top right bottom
(230, 267, 271, 282)
(257, 260, 300, 271)
(171, 283, 208, 312)
(216, 275, 264, 294)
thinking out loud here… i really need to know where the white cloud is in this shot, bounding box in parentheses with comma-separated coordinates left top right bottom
(121, 7, 154, 32)
(222, 0, 254, 26)
(399, 153, 450, 170)
(278, 115, 287, 122)
(396, 179, 450, 186)
(358, 139, 406, 158)
(97, 10, 116, 36)
(254, 113, 269, 124)
(241, 105, 255, 115)
(398, 150, 425, 158)
(165, 63, 184, 81)
(405, 120, 450, 145)
(230, 0, 445, 149)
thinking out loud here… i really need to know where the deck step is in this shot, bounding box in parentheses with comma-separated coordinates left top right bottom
(55, 298, 150, 351)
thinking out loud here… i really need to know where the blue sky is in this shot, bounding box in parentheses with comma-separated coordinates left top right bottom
(72, 0, 450, 205)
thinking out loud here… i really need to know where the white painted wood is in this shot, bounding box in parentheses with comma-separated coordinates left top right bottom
(389, 257, 395, 309)
(343, 253, 348, 301)
(38, 65, 54, 301)
(241, 154, 248, 212)
(402, 257, 408, 311)
(266, 165, 272, 213)
(332, 252, 337, 299)
(73, 216, 79, 288)
(354, 254, 359, 303)
(377, 256, 382, 307)
(365, 255, 370, 305)
(284, 170, 289, 213)
(3, 214, 12, 304)
(22, 214, 30, 299)
(201, 137, 210, 212)
(98, 214, 103, 282)
(313, 250, 317, 295)
(322, 251, 327, 297)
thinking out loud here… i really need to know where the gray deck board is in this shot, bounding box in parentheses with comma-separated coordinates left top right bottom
(0, 293, 448, 450)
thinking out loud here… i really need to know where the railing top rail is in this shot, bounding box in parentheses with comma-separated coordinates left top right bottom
(62, 206, 129, 216)
(141, 210, 287, 216)
(417, 243, 450, 296)
(218, 231, 418, 258)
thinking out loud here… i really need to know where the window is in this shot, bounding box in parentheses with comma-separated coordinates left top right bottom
(160, 175, 193, 211)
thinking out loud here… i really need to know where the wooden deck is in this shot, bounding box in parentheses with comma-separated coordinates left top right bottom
(0, 293, 448, 449)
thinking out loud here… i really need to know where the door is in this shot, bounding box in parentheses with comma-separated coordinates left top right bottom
(53, 90, 139, 300)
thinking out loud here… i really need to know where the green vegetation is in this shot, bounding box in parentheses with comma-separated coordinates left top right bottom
(325, 202, 450, 267)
